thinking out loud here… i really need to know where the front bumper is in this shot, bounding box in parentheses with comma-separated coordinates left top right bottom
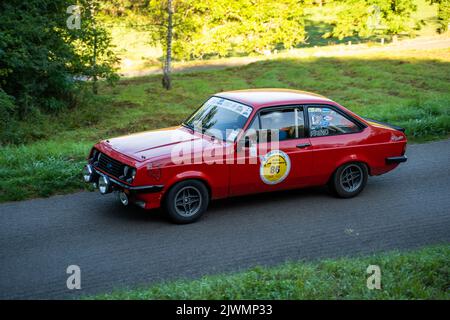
(84, 164, 164, 194)
(386, 155, 408, 164)
(92, 168, 164, 193)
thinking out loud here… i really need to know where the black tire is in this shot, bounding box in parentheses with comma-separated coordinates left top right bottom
(329, 162, 368, 198)
(163, 180, 209, 224)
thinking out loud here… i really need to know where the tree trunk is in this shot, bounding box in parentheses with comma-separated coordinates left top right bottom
(162, 0, 173, 90)
(91, 2, 98, 94)
(92, 30, 98, 94)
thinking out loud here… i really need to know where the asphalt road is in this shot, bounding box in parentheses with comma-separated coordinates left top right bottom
(1, 140, 449, 299)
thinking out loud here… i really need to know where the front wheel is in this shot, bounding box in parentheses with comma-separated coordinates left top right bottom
(163, 180, 209, 224)
(329, 162, 368, 198)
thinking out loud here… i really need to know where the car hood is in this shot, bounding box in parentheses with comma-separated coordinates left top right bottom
(105, 126, 216, 162)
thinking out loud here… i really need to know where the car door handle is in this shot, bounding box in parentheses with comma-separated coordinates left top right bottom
(296, 143, 311, 149)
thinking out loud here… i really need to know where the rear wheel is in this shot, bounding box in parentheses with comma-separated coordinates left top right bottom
(329, 162, 368, 198)
(163, 180, 209, 224)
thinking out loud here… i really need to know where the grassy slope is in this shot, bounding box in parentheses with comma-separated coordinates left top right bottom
(91, 245, 450, 300)
(0, 48, 449, 202)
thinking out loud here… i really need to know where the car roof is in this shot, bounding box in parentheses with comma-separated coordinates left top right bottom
(215, 89, 333, 109)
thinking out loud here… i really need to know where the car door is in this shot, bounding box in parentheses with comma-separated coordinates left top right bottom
(306, 105, 366, 184)
(229, 105, 314, 196)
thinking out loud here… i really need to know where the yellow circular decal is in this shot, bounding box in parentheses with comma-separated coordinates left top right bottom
(260, 150, 291, 185)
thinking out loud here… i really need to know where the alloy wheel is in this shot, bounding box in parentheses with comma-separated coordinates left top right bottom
(339, 164, 363, 193)
(174, 186, 202, 217)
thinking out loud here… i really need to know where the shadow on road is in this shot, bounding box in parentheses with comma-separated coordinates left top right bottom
(103, 185, 331, 224)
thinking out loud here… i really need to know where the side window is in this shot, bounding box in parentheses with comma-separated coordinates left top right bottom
(259, 107, 305, 141)
(308, 107, 360, 137)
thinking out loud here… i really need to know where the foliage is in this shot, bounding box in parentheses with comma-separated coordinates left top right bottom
(429, 0, 450, 32)
(147, 0, 306, 61)
(99, 0, 150, 17)
(91, 245, 450, 299)
(0, 88, 15, 129)
(325, 0, 419, 40)
(0, 0, 118, 121)
(0, 1, 77, 117)
(71, 1, 120, 89)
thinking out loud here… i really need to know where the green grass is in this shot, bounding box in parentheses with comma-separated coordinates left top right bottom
(0, 141, 92, 201)
(90, 244, 450, 299)
(0, 48, 449, 202)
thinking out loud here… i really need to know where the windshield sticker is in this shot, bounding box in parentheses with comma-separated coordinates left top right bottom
(260, 150, 291, 185)
(227, 129, 240, 141)
(209, 97, 252, 118)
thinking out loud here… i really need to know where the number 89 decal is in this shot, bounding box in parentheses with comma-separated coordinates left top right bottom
(260, 150, 291, 185)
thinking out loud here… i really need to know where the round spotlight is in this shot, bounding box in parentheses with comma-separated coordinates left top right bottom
(98, 175, 111, 194)
(118, 192, 129, 206)
(83, 165, 94, 183)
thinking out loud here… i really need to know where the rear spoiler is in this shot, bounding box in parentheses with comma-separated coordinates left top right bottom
(363, 118, 405, 133)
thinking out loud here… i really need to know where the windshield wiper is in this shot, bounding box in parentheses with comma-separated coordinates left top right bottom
(181, 122, 194, 132)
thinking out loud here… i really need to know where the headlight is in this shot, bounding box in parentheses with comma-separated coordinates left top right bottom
(122, 165, 136, 183)
(98, 175, 111, 194)
(82, 164, 94, 183)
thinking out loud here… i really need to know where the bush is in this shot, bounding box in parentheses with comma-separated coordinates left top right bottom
(0, 1, 118, 122)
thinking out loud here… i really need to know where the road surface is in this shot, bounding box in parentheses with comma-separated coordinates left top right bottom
(1, 139, 449, 299)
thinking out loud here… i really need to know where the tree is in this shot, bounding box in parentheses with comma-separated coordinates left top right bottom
(428, 0, 450, 33)
(148, 0, 208, 89)
(0, 0, 119, 127)
(325, 0, 418, 40)
(71, 0, 120, 94)
(99, 0, 150, 17)
(0, 0, 79, 117)
(187, 0, 306, 59)
(147, 0, 306, 89)
(162, 0, 174, 90)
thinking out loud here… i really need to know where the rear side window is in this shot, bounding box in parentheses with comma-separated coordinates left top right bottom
(308, 107, 360, 137)
(259, 107, 305, 140)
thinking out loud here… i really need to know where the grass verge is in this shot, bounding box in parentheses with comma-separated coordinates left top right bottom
(90, 244, 450, 300)
(0, 48, 449, 202)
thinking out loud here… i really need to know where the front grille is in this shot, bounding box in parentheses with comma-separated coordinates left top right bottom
(95, 152, 125, 179)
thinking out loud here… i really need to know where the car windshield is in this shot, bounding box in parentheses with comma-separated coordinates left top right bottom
(183, 97, 253, 142)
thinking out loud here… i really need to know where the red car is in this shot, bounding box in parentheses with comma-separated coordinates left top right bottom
(83, 89, 407, 223)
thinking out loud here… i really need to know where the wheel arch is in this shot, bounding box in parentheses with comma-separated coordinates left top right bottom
(162, 172, 213, 203)
(329, 156, 372, 183)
